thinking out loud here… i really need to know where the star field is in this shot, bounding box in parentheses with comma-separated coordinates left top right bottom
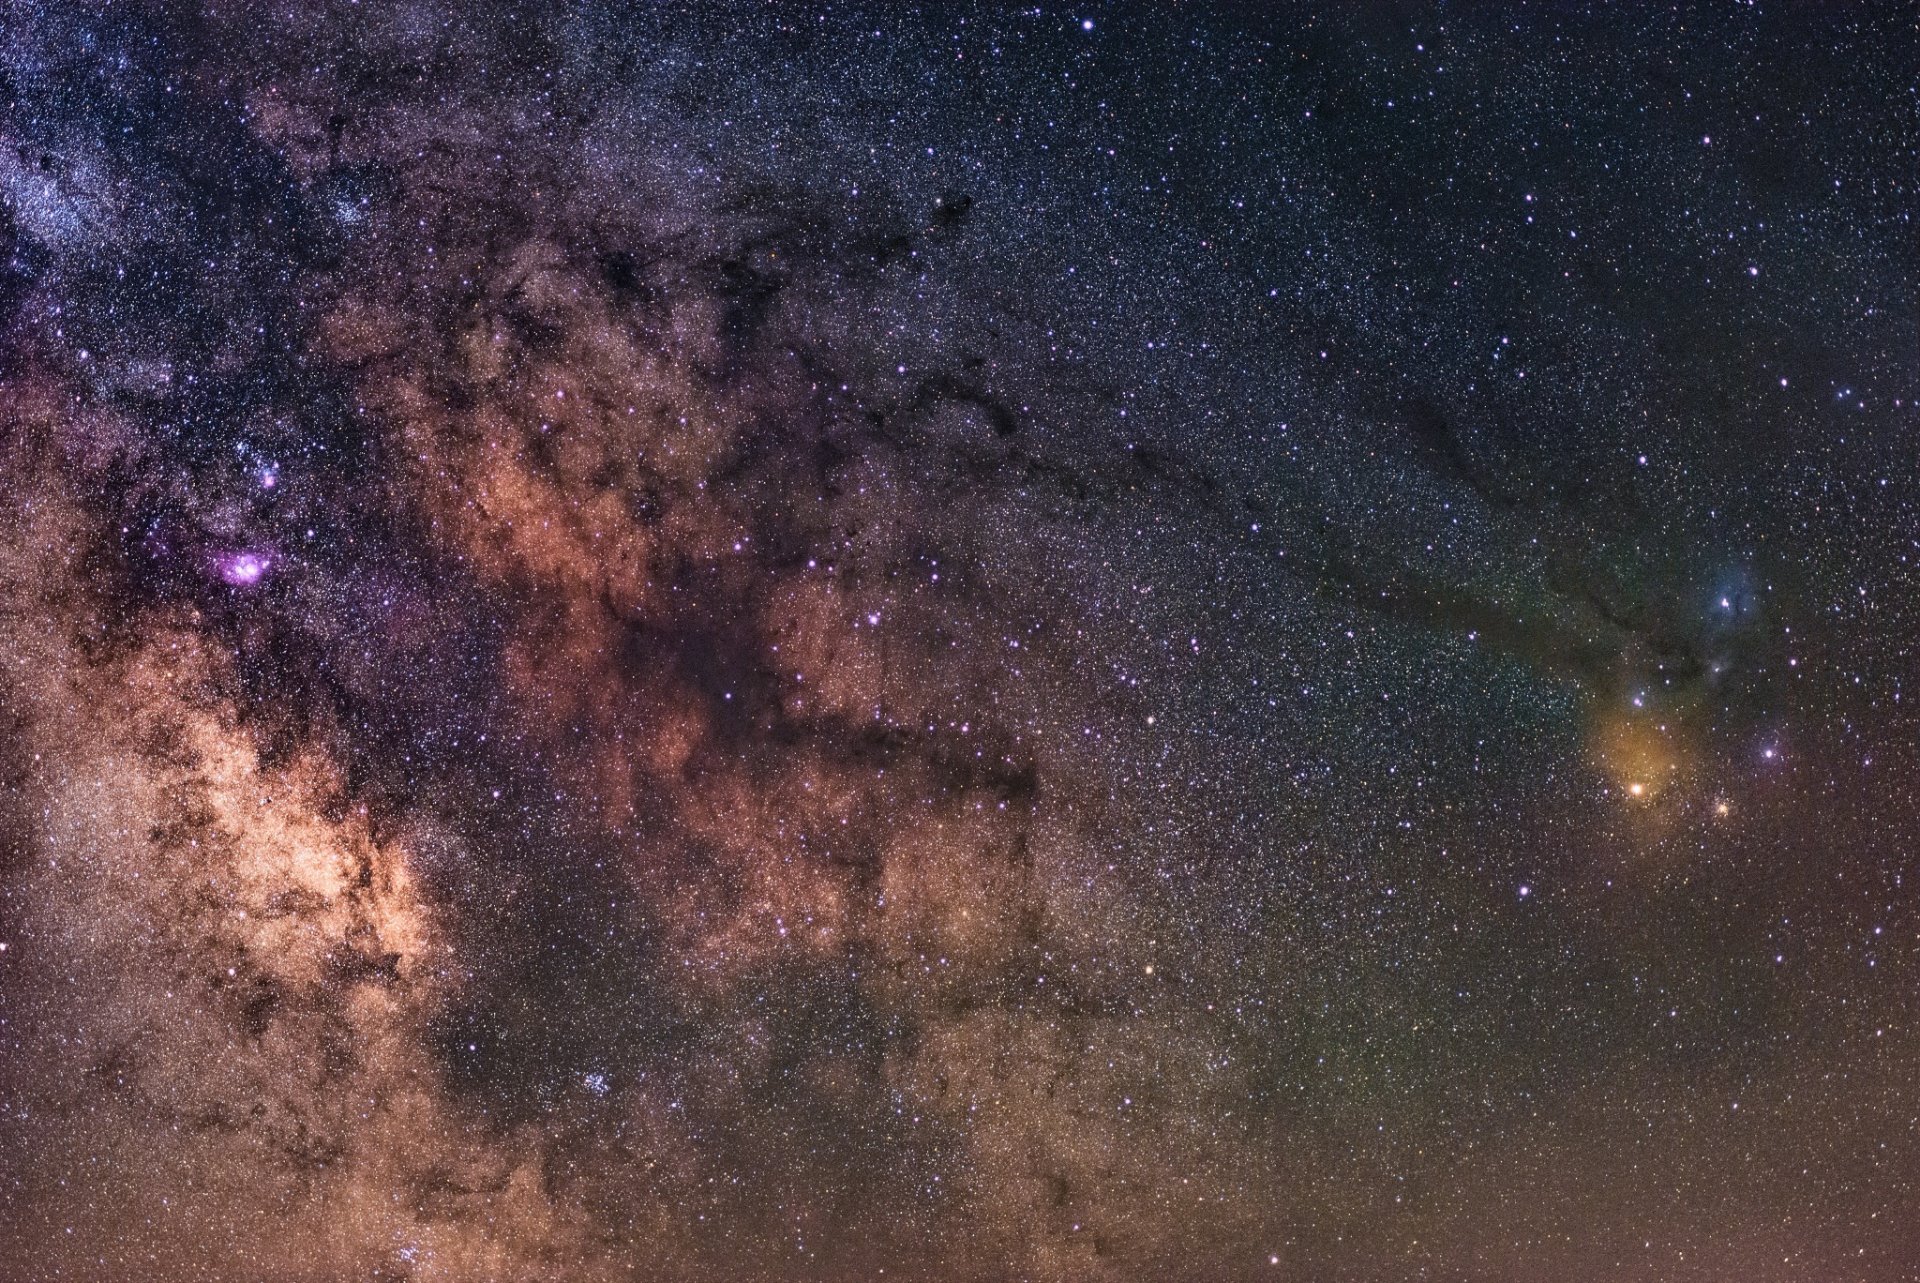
(1, 4, 1917, 1281)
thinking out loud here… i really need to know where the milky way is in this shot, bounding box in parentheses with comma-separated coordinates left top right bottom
(2, 5, 1918, 1280)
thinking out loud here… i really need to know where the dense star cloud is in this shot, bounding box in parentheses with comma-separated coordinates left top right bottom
(2, 4, 1918, 1280)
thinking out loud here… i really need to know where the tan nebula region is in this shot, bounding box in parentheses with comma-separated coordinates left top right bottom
(0, 65, 1273, 1283)
(328, 216, 1011, 972)
(0, 408, 625, 1279)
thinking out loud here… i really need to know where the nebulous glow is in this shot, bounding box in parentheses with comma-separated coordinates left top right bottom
(217, 552, 270, 585)
(1, 5, 1915, 1282)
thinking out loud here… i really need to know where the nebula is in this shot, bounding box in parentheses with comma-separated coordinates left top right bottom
(3, 4, 1918, 1281)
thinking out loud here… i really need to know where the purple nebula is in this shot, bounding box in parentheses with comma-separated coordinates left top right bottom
(218, 552, 271, 586)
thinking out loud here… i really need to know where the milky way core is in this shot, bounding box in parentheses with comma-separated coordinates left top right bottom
(2, 6, 1918, 1281)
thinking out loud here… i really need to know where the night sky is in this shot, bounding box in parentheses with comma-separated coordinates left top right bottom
(1, 4, 1917, 1280)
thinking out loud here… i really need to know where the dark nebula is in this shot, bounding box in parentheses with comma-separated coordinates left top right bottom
(1, 5, 1917, 1280)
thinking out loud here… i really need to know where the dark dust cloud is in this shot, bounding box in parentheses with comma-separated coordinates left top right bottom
(0, 4, 1916, 1280)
